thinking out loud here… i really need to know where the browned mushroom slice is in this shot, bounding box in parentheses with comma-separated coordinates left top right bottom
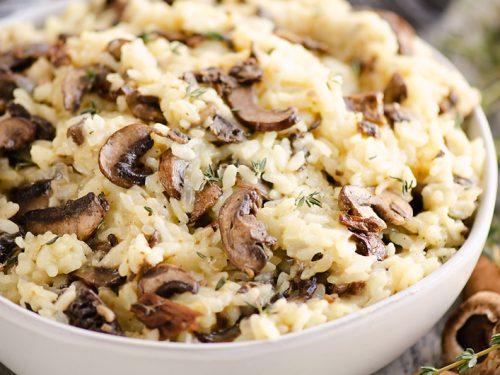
(209, 115, 246, 143)
(228, 57, 263, 85)
(383, 103, 410, 126)
(274, 29, 330, 54)
(439, 91, 458, 114)
(0, 43, 51, 72)
(442, 291, 500, 372)
(153, 30, 233, 49)
(10, 179, 52, 217)
(65, 283, 122, 335)
(138, 263, 199, 298)
(99, 123, 155, 188)
(338, 185, 386, 232)
(383, 73, 407, 104)
(167, 128, 189, 144)
(350, 232, 386, 261)
(62, 68, 94, 112)
(328, 281, 366, 296)
(0, 232, 19, 268)
(0, 117, 36, 151)
(189, 183, 222, 224)
(72, 266, 125, 288)
(22, 192, 108, 241)
(158, 149, 188, 199)
(7, 102, 55, 140)
(374, 10, 415, 55)
(131, 292, 199, 340)
(227, 86, 298, 132)
(195, 325, 241, 343)
(122, 86, 166, 124)
(67, 123, 85, 145)
(218, 188, 276, 277)
(193, 67, 225, 85)
(338, 212, 386, 233)
(48, 39, 71, 67)
(0, 73, 34, 112)
(106, 38, 130, 60)
(344, 92, 385, 125)
(370, 190, 413, 226)
(464, 256, 500, 299)
(357, 121, 380, 138)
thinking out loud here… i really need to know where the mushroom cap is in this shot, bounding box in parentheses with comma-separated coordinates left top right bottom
(370, 189, 413, 226)
(72, 265, 125, 289)
(228, 85, 299, 132)
(344, 92, 385, 125)
(158, 149, 189, 200)
(138, 263, 199, 298)
(195, 325, 241, 343)
(122, 86, 167, 124)
(464, 256, 500, 299)
(99, 123, 155, 188)
(0, 117, 36, 151)
(22, 192, 108, 241)
(442, 291, 500, 372)
(10, 179, 52, 217)
(189, 183, 222, 224)
(62, 67, 93, 112)
(208, 115, 247, 143)
(350, 232, 387, 261)
(218, 188, 276, 277)
(383, 72, 408, 104)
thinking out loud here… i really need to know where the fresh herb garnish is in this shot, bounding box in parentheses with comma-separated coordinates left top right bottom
(85, 68, 97, 80)
(251, 158, 267, 178)
(390, 176, 416, 195)
(196, 251, 207, 260)
(80, 100, 97, 116)
(45, 236, 60, 245)
(186, 85, 208, 99)
(144, 206, 153, 216)
(295, 191, 322, 208)
(203, 164, 221, 184)
(368, 155, 377, 160)
(215, 277, 226, 291)
(170, 41, 183, 55)
(204, 31, 225, 41)
(419, 333, 500, 374)
(139, 32, 154, 43)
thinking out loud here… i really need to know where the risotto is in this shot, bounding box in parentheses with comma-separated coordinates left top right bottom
(0, 0, 485, 342)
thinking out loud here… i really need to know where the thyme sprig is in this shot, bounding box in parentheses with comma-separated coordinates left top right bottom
(390, 176, 416, 195)
(420, 334, 500, 374)
(251, 158, 267, 178)
(186, 85, 207, 99)
(203, 164, 221, 185)
(295, 191, 322, 208)
(80, 100, 97, 116)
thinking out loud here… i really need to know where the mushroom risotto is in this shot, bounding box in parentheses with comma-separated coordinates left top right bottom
(0, 0, 485, 342)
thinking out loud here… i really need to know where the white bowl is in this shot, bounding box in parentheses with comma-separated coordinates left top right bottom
(0, 3, 497, 375)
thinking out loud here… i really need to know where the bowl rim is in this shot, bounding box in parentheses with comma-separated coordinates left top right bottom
(0, 0, 497, 354)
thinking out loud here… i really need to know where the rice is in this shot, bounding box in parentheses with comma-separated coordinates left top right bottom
(0, 0, 484, 343)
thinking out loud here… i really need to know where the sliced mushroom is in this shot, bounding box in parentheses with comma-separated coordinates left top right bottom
(274, 29, 330, 53)
(328, 281, 366, 296)
(167, 128, 189, 144)
(72, 265, 125, 288)
(195, 325, 241, 343)
(153, 30, 233, 49)
(99, 123, 155, 188)
(228, 57, 263, 85)
(62, 68, 94, 113)
(228, 86, 298, 132)
(370, 190, 413, 226)
(106, 38, 130, 60)
(338, 185, 386, 232)
(383, 103, 410, 126)
(374, 10, 415, 55)
(67, 123, 85, 145)
(442, 291, 500, 373)
(350, 232, 387, 261)
(189, 183, 222, 224)
(0, 117, 36, 151)
(131, 292, 199, 340)
(49, 39, 71, 67)
(464, 256, 500, 300)
(344, 92, 385, 125)
(22, 192, 108, 241)
(286, 274, 318, 301)
(439, 91, 458, 114)
(122, 86, 167, 124)
(383, 73, 407, 104)
(0, 232, 18, 266)
(208, 115, 246, 143)
(10, 179, 52, 217)
(218, 188, 276, 277)
(158, 149, 188, 199)
(138, 263, 199, 298)
(0, 43, 51, 72)
(64, 283, 122, 335)
(357, 120, 380, 138)
(7, 102, 55, 140)
(0, 73, 34, 112)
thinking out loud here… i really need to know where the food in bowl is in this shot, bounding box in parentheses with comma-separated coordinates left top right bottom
(0, 0, 485, 343)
